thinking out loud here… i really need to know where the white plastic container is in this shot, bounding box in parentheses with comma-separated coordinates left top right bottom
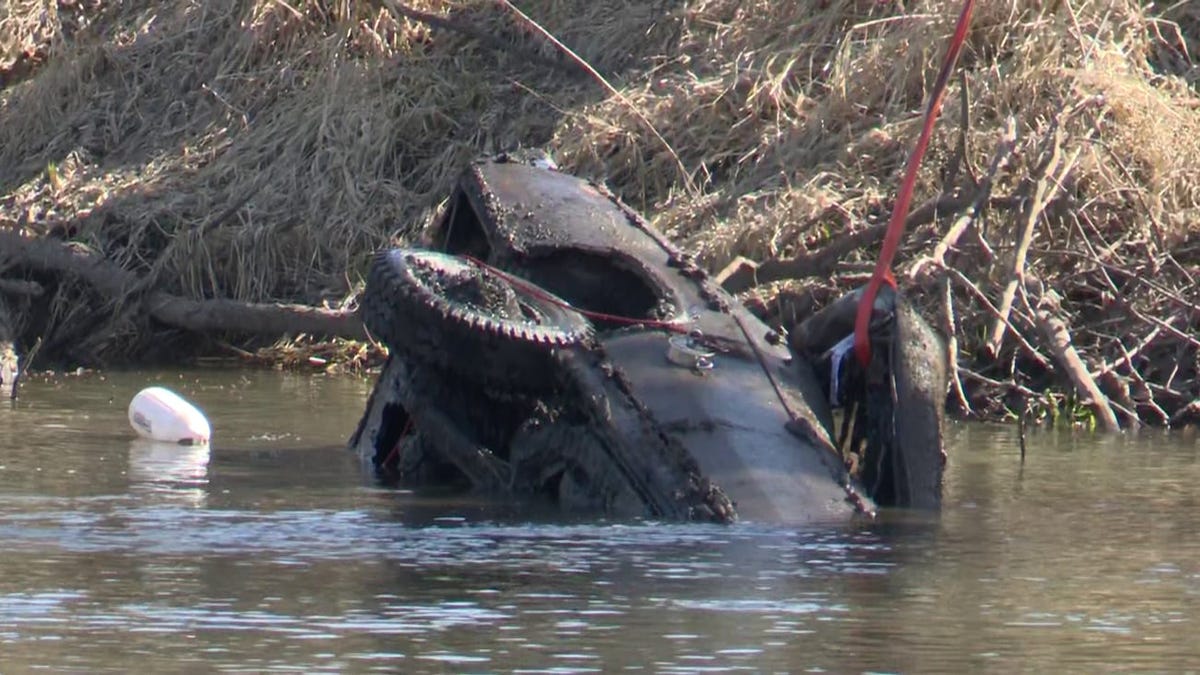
(128, 386, 211, 445)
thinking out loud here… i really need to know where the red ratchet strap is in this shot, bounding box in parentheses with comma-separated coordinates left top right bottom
(853, 0, 977, 366)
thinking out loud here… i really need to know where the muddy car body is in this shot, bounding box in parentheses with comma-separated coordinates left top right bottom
(350, 155, 946, 524)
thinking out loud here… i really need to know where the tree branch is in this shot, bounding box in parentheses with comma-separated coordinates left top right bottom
(0, 230, 366, 340)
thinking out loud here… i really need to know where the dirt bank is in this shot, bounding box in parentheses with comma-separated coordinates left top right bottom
(1, 1, 1197, 426)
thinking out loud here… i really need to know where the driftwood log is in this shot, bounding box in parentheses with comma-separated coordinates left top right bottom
(0, 230, 367, 344)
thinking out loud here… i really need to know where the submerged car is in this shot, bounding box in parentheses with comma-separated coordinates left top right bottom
(349, 153, 947, 524)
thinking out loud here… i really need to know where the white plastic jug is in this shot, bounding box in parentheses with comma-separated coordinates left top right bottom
(128, 386, 211, 445)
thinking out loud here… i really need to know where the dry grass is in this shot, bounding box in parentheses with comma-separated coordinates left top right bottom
(1, 0, 1198, 422)
(209, 334, 387, 373)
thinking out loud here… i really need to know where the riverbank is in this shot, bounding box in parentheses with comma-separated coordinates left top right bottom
(2, 1, 1197, 427)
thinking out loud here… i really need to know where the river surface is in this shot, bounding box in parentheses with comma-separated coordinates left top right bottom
(0, 369, 1196, 672)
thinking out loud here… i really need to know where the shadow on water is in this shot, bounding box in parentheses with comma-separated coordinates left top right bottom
(0, 370, 1198, 671)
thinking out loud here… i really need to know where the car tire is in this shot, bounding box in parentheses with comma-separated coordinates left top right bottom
(361, 248, 592, 393)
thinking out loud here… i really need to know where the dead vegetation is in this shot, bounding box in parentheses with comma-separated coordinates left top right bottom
(1, 0, 1198, 426)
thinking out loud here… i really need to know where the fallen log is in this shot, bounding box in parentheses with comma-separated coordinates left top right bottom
(0, 230, 367, 342)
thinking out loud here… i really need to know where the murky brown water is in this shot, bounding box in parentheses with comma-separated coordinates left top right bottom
(0, 369, 1197, 672)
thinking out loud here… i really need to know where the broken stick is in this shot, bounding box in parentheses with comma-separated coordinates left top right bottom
(1034, 308, 1121, 432)
(985, 129, 1079, 358)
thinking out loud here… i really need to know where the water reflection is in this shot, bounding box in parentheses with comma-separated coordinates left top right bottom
(0, 371, 1196, 672)
(127, 439, 210, 507)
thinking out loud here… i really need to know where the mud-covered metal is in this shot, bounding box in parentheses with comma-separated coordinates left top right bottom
(352, 153, 946, 524)
(448, 155, 677, 263)
(795, 286, 948, 509)
(880, 295, 947, 508)
(427, 156, 694, 323)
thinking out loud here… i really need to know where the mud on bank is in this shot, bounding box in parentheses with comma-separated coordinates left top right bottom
(1, 0, 1198, 427)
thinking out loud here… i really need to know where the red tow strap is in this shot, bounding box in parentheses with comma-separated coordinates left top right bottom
(854, 0, 978, 367)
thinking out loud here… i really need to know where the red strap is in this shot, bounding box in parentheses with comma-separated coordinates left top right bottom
(854, 0, 977, 366)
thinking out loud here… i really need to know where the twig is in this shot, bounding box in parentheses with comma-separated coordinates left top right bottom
(15, 336, 41, 387)
(1018, 408, 1027, 462)
(1039, 246, 1200, 317)
(1091, 323, 1164, 378)
(1135, 308, 1200, 351)
(958, 366, 1039, 398)
(1169, 400, 1200, 427)
(380, 1, 580, 74)
(1116, 336, 1171, 425)
(1080, 235, 1200, 351)
(941, 275, 971, 415)
(1089, 136, 1169, 252)
(945, 267, 1051, 368)
(910, 117, 1018, 280)
(1066, 211, 1189, 394)
(493, 0, 699, 195)
(1165, 341, 1186, 392)
(942, 69, 974, 190)
(1146, 381, 1190, 404)
(983, 96, 1104, 357)
(986, 121, 1075, 358)
(1033, 308, 1121, 432)
(1163, 252, 1196, 288)
(1096, 369, 1142, 430)
(720, 193, 1025, 293)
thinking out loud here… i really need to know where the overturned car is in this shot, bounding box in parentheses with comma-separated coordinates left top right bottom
(349, 154, 947, 524)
